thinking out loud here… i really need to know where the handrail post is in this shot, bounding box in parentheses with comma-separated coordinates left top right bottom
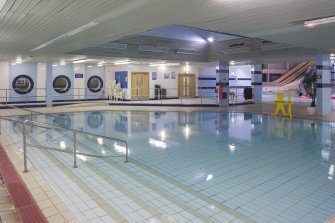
(125, 142, 129, 162)
(73, 130, 78, 168)
(23, 120, 28, 172)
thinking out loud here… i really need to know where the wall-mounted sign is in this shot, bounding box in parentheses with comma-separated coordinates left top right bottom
(171, 71, 176, 79)
(75, 73, 84, 78)
(152, 72, 157, 80)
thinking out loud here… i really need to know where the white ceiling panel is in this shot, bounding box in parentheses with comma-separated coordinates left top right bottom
(0, 0, 334, 63)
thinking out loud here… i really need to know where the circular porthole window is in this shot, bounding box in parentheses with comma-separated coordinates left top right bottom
(53, 75, 71, 93)
(12, 75, 34, 94)
(87, 76, 103, 93)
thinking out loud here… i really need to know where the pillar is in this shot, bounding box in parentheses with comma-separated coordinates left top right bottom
(316, 54, 331, 116)
(251, 64, 263, 103)
(45, 62, 53, 107)
(331, 62, 335, 90)
(216, 61, 229, 106)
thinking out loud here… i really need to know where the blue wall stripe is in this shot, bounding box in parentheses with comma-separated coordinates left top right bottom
(198, 77, 216, 80)
(198, 87, 216, 89)
(252, 82, 262, 85)
(251, 71, 262, 74)
(316, 83, 332, 88)
(317, 65, 331, 70)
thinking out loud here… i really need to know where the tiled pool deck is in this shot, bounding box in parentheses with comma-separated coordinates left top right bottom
(0, 101, 335, 223)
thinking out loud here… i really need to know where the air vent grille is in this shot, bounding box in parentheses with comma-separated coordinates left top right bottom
(261, 43, 291, 50)
(176, 48, 201, 55)
(138, 45, 168, 53)
(222, 47, 251, 54)
(96, 42, 128, 49)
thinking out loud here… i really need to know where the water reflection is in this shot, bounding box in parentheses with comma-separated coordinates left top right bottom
(87, 112, 103, 129)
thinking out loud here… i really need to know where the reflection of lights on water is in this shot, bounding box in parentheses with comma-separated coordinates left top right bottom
(160, 130, 166, 141)
(114, 142, 128, 154)
(184, 125, 190, 138)
(206, 174, 213, 181)
(321, 149, 330, 161)
(228, 144, 236, 153)
(328, 165, 334, 180)
(149, 138, 167, 149)
(97, 137, 103, 145)
(76, 154, 87, 161)
(59, 141, 66, 149)
(251, 124, 255, 130)
(101, 149, 106, 155)
(209, 204, 216, 210)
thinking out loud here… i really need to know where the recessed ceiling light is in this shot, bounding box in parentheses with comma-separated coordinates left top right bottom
(229, 61, 236, 65)
(207, 37, 214, 43)
(114, 60, 131, 65)
(73, 59, 87, 64)
(304, 15, 335, 27)
(52, 64, 58, 67)
(30, 21, 99, 51)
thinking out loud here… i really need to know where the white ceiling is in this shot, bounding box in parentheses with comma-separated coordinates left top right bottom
(0, 0, 334, 63)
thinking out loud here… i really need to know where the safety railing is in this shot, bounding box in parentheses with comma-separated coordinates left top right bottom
(0, 103, 69, 124)
(0, 115, 129, 172)
(0, 87, 107, 104)
(0, 86, 259, 106)
(22, 119, 129, 172)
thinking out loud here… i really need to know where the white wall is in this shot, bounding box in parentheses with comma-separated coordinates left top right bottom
(109, 64, 199, 100)
(37, 63, 46, 101)
(0, 62, 9, 102)
(73, 64, 85, 100)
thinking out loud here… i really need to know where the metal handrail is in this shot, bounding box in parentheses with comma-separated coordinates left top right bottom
(0, 103, 69, 123)
(0, 116, 128, 172)
(22, 119, 129, 172)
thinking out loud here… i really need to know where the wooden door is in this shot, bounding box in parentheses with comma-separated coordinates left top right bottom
(131, 72, 149, 100)
(178, 74, 195, 97)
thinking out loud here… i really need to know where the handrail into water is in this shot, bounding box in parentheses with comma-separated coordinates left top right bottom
(0, 103, 69, 123)
(22, 119, 129, 172)
(0, 116, 128, 172)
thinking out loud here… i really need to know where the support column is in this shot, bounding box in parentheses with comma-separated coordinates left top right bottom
(216, 61, 229, 106)
(45, 62, 53, 107)
(331, 62, 335, 91)
(316, 54, 331, 116)
(251, 64, 263, 103)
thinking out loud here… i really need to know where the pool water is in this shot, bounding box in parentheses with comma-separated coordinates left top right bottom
(5, 111, 335, 223)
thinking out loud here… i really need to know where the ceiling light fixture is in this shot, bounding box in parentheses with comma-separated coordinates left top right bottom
(229, 61, 236, 65)
(207, 37, 214, 43)
(149, 63, 166, 67)
(73, 59, 87, 64)
(114, 60, 131, 65)
(304, 15, 335, 28)
(30, 21, 99, 51)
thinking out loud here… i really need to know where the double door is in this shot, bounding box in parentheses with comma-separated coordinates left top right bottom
(131, 72, 149, 100)
(178, 74, 195, 97)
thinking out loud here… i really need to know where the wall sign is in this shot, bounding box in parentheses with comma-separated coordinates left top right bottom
(75, 73, 84, 78)
(152, 72, 157, 80)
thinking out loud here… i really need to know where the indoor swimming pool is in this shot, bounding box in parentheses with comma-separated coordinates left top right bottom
(3, 110, 335, 223)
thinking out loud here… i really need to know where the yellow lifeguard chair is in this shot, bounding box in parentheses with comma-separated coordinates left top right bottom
(272, 93, 292, 119)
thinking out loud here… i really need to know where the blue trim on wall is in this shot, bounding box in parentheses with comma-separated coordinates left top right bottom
(316, 83, 332, 88)
(198, 87, 216, 89)
(198, 77, 216, 80)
